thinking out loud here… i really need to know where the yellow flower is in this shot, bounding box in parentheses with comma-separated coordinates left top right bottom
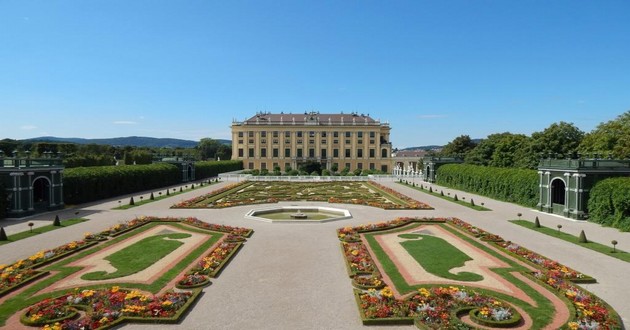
(99, 316, 110, 324)
(568, 322, 579, 330)
(30, 313, 41, 322)
(351, 250, 359, 256)
(162, 300, 173, 306)
(418, 288, 431, 298)
(111, 286, 120, 293)
(380, 286, 394, 298)
(82, 289, 95, 297)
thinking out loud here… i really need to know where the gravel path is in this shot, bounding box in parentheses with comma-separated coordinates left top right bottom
(1, 178, 629, 329)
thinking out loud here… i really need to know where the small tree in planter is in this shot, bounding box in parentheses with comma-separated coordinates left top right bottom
(129, 197, 135, 206)
(517, 213, 522, 220)
(578, 230, 588, 243)
(0, 227, 7, 241)
(557, 224, 562, 233)
(28, 222, 34, 233)
(53, 215, 61, 226)
(612, 240, 618, 253)
(534, 216, 541, 228)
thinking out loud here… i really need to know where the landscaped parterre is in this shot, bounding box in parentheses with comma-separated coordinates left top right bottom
(0, 216, 252, 329)
(172, 180, 432, 209)
(338, 217, 620, 329)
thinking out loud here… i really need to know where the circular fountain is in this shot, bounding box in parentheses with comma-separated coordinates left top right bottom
(245, 206, 351, 223)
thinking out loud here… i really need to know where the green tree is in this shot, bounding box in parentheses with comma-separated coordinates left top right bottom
(579, 111, 630, 159)
(465, 133, 513, 166)
(490, 134, 530, 168)
(517, 122, 585, 168)
(197, 138, 223, 160)
(440, 135, 476, 158)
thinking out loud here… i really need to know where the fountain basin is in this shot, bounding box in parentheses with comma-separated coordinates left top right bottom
(245, 206, 352, 223)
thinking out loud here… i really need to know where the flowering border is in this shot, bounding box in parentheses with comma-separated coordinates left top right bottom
(2, 216, 252, 330)
(339, 218, 621, 329)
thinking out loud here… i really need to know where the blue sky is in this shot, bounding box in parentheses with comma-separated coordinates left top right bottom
(1, 1, 629, 148)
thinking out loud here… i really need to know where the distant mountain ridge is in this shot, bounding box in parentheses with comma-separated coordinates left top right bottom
(23, 136, 231, 148)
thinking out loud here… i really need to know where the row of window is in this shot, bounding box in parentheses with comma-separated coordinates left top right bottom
(239, 138, 375, 145)
(248, 162, 389, 172)
(238, 148, 389, 159)
(238, 131, 378, 138)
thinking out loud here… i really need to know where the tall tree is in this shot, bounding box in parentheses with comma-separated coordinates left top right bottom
(197, 138, 223, 160)
(490, 134, 530, 168)
(465, 132, 513, 166)
(440, 135, 476, 158)
(579, 111, 630, 158)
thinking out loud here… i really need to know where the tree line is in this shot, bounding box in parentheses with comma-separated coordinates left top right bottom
(436, 110, 630, 168)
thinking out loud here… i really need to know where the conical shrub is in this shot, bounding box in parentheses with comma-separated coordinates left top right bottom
(454, 194, 458, 201)
(534, 217, 541, 228)
(129, 197, 135, 206)
(0, 227, 7, 241)
(579, 230, 588, 243)
(470, 199, 475, 206)
(150, 192, 155, 200)
(53, 215, 61, 226)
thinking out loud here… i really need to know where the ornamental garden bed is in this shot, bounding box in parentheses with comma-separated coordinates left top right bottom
(171, 181, 433, 210)
(0, 216, 252, 329)
(338, 217, 621, 329)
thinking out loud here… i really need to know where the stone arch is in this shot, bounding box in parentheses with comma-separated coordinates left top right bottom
(550, 177, 566, 205)
(425, 165, 432, 181)
(187, 164, 193, 181)
(32, 176, 51, 208)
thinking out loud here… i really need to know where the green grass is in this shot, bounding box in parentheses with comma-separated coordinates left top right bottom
(397, 181, 491, 211)
(81, 232, 191, 280)
(510, 220, 630, 262)
(363, 223, 559, 329)
(398, 233, 483, 281)
(0, 221, 223, 326)
(113, 181, 219, 210)
(0, 218, 87, 245)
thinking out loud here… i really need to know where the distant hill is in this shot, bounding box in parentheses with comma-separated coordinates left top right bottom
(401, 138, 482, 151)
(23, 136, 231, 148)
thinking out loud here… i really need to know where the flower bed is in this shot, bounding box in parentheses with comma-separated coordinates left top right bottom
(21, 287, 200, 329)
(341, 219, 621, 329)
(0, 240, 95, 297)
(171, 182, 250, 208)
(176, 273, 211, 289)
(181, 217, 253, 237)
(188, 241, 243, 278)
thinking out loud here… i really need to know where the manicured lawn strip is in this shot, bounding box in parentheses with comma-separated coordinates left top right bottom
(510, 220, 630, 262)
(397, 181, 491, 211)
(0, 221, 224, 326)
(0, 218, 87, 245)
(364, 223, 557, 328)
(112, 181, 220, 210)
(81, 233, 191, 280)
(398, 234, 484, 282)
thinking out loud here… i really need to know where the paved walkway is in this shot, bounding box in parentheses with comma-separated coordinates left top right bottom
(1, 179, 629, 329)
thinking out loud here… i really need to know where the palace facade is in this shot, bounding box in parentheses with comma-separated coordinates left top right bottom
(231, 112, 393, 173)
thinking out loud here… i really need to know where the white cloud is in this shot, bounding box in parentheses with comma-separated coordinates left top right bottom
(20, 125, 37, 130)
(417, 114, 447, 119)
(113, 121, 137, 125)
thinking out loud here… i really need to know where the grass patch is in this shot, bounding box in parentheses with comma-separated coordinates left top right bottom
(363, 223, 557, 328)
(510, 220, 630, 262)
(0, 221, 224, 326)
(81, 233, 191, 280)
(113, 181, 219, 210)
(398, 233, 483, 281)
(0, 218, 87, 245)
(397, 181, 491, 211)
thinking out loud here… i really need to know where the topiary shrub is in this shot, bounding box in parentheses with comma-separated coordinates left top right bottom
(534, 216, 541, 228)
(454, 194, 458, 202)
(470, 198, 475, 206)
(129, 197, 135, 206)
(53, 215, 61, 226)
(579, 230, 588, 243)
(0, 227, 7, 241)
(150, 192, 155, 200)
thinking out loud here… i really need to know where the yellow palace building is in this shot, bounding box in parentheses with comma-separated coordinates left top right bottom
(231, 111, 393, 173)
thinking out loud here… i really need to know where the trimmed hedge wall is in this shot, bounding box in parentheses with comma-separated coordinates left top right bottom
(195, 160, 242, 179)
(588, 177, 630, 231)
(64, 163, 181, 204)
(0, 181, 6, 220)
(436, 164, 539, 207)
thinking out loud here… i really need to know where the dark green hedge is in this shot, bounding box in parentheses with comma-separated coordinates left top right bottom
(64, 163, 180, 204)
(195, 160, 242, 179)
(588, 177, 630, 231)
(436, 164, 539, 207)
(0, 181, 6, 220)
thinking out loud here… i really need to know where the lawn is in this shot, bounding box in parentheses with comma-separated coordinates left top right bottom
(510, 219, 630, 262)
(0, 218, 87, 245)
